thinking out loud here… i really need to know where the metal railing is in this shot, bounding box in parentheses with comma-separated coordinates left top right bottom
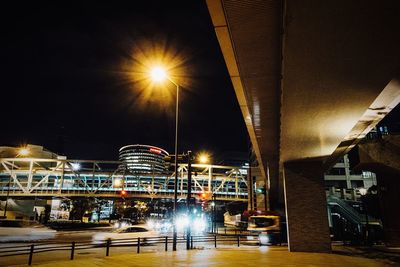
(0, 233, 264, 266)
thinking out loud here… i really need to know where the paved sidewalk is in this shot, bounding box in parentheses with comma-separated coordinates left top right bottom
(28, 247, 393, 267)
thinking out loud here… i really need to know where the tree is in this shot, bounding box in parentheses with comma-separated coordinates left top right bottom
(69, 198, 96, 222)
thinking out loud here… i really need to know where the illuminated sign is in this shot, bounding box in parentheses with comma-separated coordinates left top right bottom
(149, 148, 162, 154)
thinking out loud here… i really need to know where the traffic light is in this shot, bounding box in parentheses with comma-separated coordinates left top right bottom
(120, 189, 127, 197)
(199, 192, 210, 201)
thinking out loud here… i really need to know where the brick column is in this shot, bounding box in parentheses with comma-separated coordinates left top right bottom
(377, 171, 400, 246)
(284, 160, 331, 252)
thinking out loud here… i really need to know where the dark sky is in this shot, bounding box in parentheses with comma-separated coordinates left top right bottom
(0, 1, 249, 160)
(1, 1, 399, 161)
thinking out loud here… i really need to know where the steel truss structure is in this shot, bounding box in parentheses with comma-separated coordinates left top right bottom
(0, 158, 248, 201)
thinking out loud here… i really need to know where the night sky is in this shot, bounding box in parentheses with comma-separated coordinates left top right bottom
(0, 1, 249, 160)
(1, 1, 399, 161)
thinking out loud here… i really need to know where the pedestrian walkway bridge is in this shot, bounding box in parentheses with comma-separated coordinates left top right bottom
(0, 158, 248, 201)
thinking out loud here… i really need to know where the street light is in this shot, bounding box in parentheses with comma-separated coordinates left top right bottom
(149, 65, 180, 251)
(150, 67, 167, 82)
(198, 153, 210, 164)
(17, 147, 30, 157)
(114, 178, 122, 187)
(70, 163, 81, 171)
(359, 188, 370, 245)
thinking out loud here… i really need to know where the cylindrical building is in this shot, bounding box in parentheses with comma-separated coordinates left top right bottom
(119, 144, 169, 174)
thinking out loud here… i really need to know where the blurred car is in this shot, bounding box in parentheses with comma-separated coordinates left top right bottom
(92, 225, 160, 244)
(147, 219, 172, 233)
(113, 218, 135, 229)
(247, 215, 284, 245)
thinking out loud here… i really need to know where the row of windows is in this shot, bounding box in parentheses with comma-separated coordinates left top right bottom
(120, 155, 164, 161)
(119, 148, 167, 174)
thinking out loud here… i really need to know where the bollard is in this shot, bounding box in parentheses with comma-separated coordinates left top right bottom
(137, 237, 140, 254)
(190, 236, 193, 249)
(28, 244, 34, 266)
(237, 235, 240, 247)
(214, 235, 217, 248)
(106, 239, 111, 256)
(165, 236, 168, 251)
(186, 231, 191, 250)
(70, 241, 76, 260)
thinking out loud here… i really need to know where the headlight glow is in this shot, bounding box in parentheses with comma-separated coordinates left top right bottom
(175, 216, 189, 231)
(259, 234, 270, 245)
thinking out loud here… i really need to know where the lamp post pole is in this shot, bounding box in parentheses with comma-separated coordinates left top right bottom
(172, 83, 179, 251)
(186, 150, 192, 250)
(148, 67, 180, 251)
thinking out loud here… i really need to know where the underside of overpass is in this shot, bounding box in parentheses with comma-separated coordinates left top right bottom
(206, 0, 400, 252)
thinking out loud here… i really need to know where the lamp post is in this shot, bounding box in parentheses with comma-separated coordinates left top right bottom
(150, 66, 180, 251)
(186, 150, 192, 250)
(359, 188, 369, 245)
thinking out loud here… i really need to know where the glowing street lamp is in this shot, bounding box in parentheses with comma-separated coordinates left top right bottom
(150, 66, 167, 82)
(114, 178, 122, 187)
(18, 147, 30, 157)
(149, 65, 180, 251)
(198, 153, 210, 164)
(70, 163, 81, 171)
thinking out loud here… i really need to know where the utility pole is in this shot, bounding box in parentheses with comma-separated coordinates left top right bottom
(186, 151, 192, 249)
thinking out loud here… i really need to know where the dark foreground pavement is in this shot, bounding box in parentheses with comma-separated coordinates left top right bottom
(18, 246, 398, 267)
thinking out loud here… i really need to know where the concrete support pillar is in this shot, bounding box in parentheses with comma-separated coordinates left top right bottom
(267, 158, 280, 211)
(377, 171, 400, 247)
(284, 160, 331, 252)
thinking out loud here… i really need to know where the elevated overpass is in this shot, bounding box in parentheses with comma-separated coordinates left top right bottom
(0, 158, 248, 201)
(351, 134, 400, 246)
(206, 0, 400, 252)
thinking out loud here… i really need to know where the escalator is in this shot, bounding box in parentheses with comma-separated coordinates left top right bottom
(327, 195, 382, 243)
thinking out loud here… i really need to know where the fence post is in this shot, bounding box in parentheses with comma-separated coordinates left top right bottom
(214, 235, 217, 248)
(165, 236, 168, 251)
(70, 241, 75, 260)
(237, 235, 240, 247)
(106, 239, 111, 256)
(28, 244, 34, 266)
(186, 232, 190, 250)
(137, 237, 140, 254)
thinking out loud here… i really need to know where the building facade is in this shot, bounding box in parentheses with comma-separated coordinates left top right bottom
(119, 144, 169, 174)
(324, 154, 377, 190)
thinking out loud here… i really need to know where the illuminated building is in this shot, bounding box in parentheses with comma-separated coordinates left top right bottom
(119, 144, 169, 174)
